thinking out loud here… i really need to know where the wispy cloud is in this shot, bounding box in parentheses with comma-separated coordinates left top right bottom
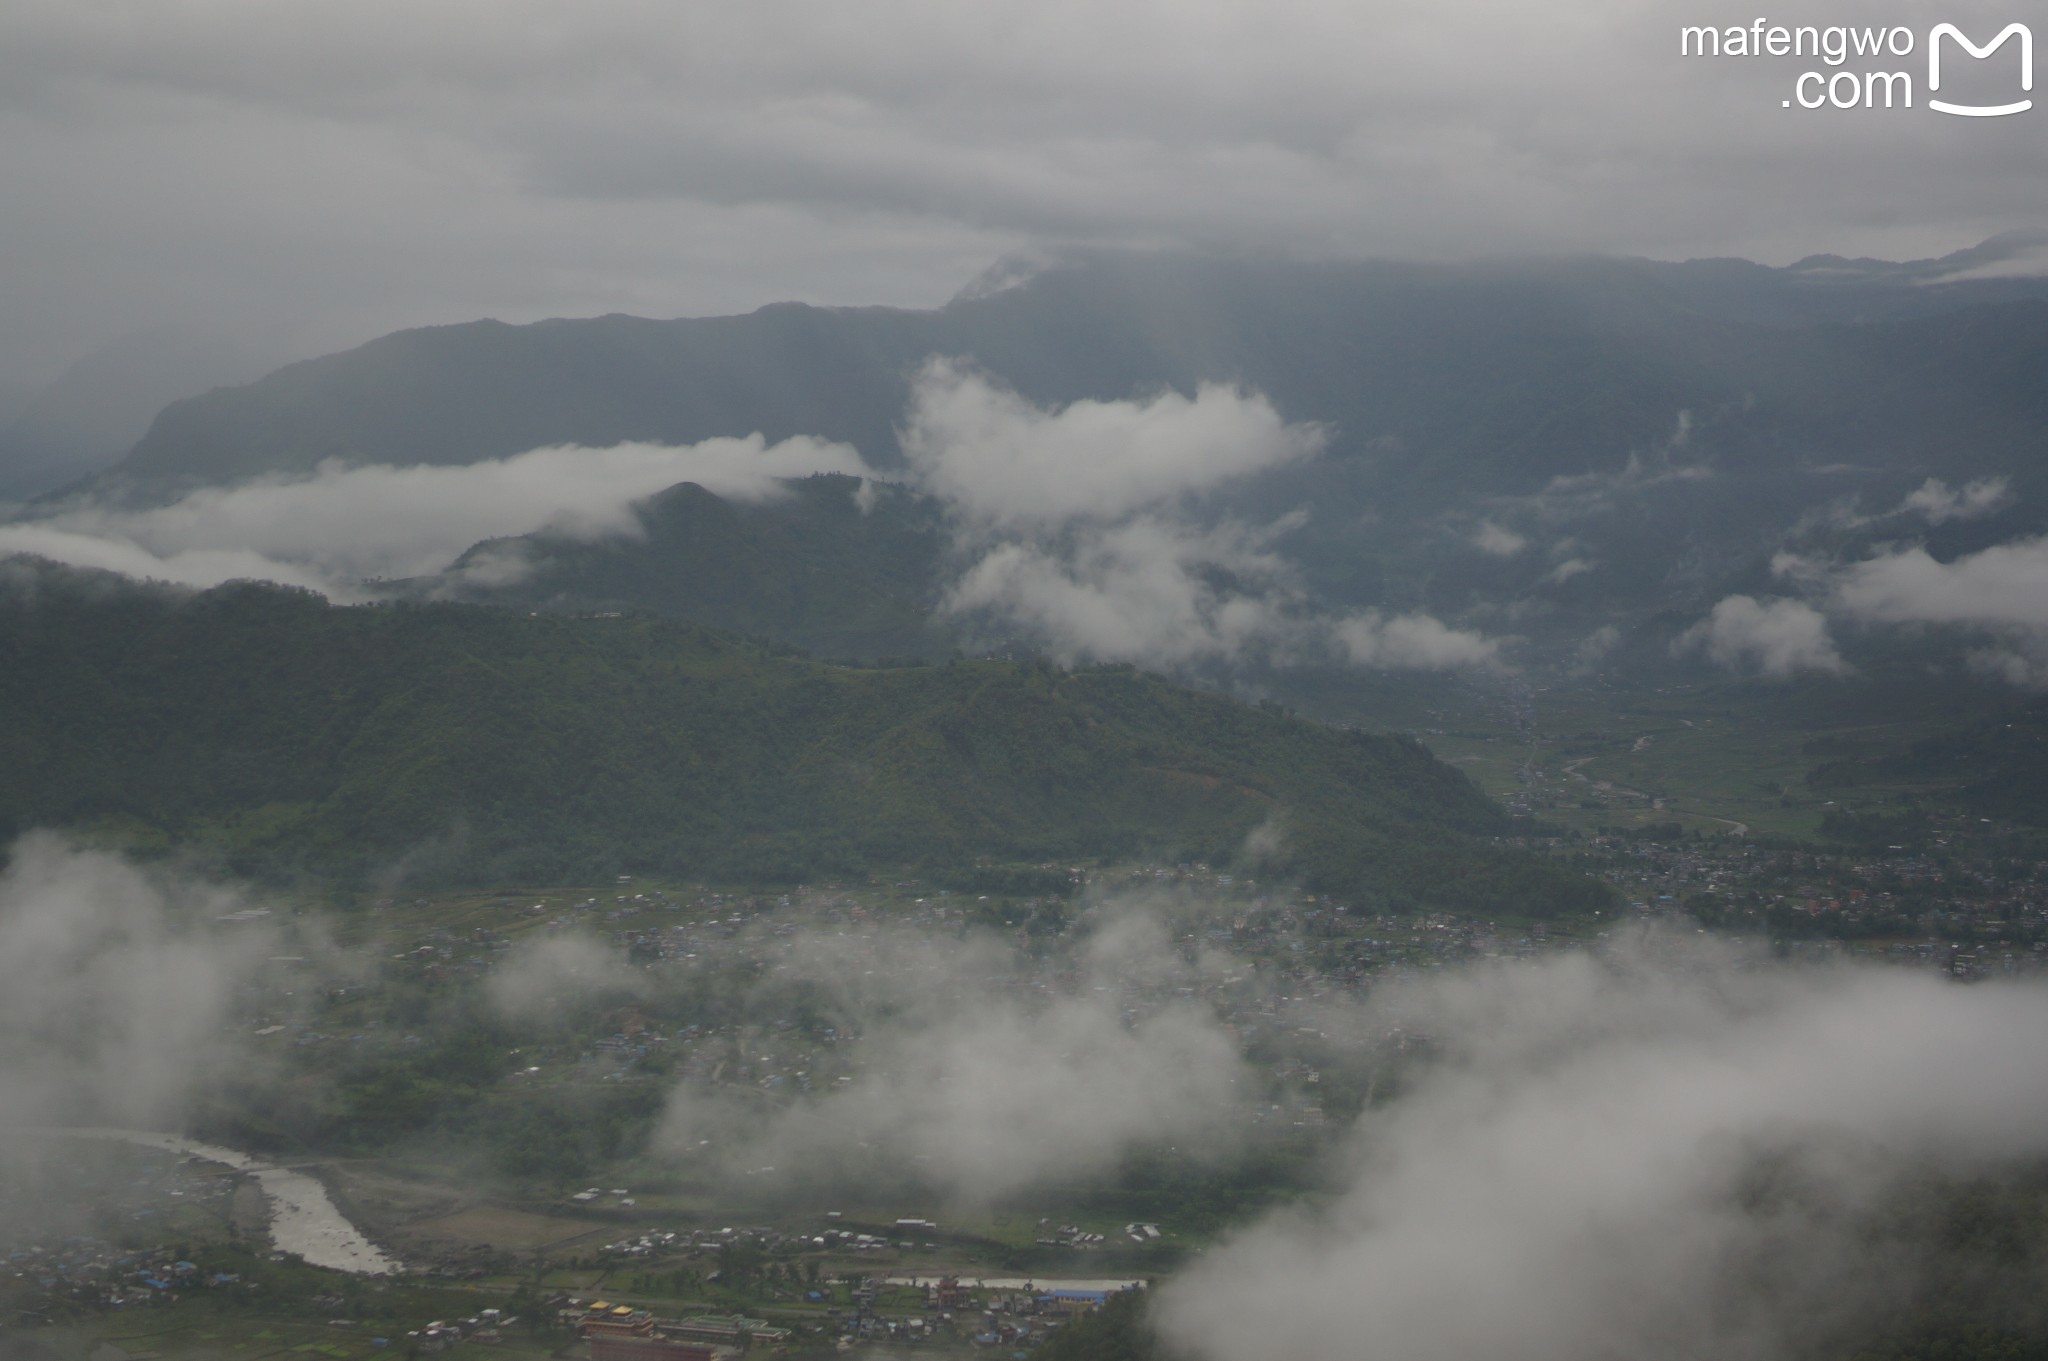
(1897, 476, 2009, 525)
(480, 897, 1258, 1203)
(1333, 610, 1503, 669)
(905, 360, 1503, 673)
(0, 435, 870, 596)
(1519, 413, 1712, 522)
(0, 833, 283, 1144)
(1158, 939, 2048, 1361)
(939, 513, 1324, 670)
(1469, 520, 1528, 557)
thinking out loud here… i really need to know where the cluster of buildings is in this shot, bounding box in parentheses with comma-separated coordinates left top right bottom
(405, 1307, 517, 1351)
(833, 1276, 1131, 1347)
(2, 1238, 246, 1322)
(546, 1271, 1136, 1353)
(595, 1223, 854, 1260)
(1576, 831, 2048, 962)
(557, 1300, 787, 1357)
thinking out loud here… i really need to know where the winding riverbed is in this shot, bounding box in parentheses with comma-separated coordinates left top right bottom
(55, 1128, 403, 1276)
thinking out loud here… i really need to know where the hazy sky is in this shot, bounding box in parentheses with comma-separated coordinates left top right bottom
(4, 0, 2045, 385)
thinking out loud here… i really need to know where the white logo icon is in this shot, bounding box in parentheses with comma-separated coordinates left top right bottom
(1928, 22, 2032, 115)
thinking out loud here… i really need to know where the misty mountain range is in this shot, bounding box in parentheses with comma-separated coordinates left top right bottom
(86, 236, 2048, 498)
(0, 326, 289, 503)
(8, 237, 2047, 695)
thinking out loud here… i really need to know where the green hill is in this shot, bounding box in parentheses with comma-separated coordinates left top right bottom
(1809, 693, 2048, 828)
(420, 473, 952, 661)
(0, 561, 1605, 914)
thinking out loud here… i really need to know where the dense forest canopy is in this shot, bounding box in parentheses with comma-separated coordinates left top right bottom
(0, 560, 1605, 913)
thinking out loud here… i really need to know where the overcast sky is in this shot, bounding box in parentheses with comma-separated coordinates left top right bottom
(4, 0, 2045, 387)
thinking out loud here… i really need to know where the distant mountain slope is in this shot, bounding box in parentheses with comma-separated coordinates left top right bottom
(1810, 694, 2048, 827)
(0, 561, 1603, 914)
(102, 304, 930, 496)
(420, 473, 952, 660)
(94, 247, 2048, 504)
(0, 327, 281, 501)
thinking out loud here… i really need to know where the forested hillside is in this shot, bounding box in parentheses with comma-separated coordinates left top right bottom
(0, 561, 1604, 913)
(423, 473, 951, 660)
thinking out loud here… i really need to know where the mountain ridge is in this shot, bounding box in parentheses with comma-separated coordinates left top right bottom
(84, 245, 2048, 504)
(0, 558, 1606, 914)
(23, 244, 2048, 679)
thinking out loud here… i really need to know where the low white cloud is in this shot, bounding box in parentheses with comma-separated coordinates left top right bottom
(436, 539, 541, 592)
(486, 934, 638, 1017)
(0, 832, 278, 1135)
(718, 996, 1245, 1201)
(1332, 610, 1502, 670)
(1829, 536, 2048, 633)
(1922, 242, 2048, 284)
(1470, 520, 1527, 557)
(1818, 532, 2048, 691)
(0, 434, 870, 596)
(1571, 623, 1621, 674)
(1239, 809, 1288, 865)
(1968, 646, 2048, 690)
(650, 902, 1252, 1202)
(909, 362, 1503, 673)
(1157, 943, 2048, 1361)
(1676, 595, 1847, 677)
(940, 514, 1313, 669)
(901, 356, 1324, 529)
(1742, 532, 2048, 689)
(0, 522, 338, 595)
(1756, 534, 2048, 688)
(1896, 475, 2009, 525)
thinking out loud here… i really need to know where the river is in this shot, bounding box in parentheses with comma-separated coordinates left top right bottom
(55, 1128, 403, 1276)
